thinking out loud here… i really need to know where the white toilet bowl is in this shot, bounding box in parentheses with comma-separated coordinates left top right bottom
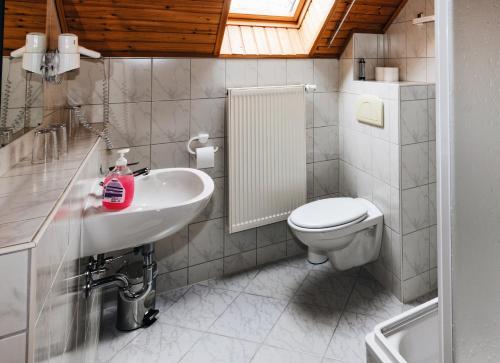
(287, 197, 383, 271)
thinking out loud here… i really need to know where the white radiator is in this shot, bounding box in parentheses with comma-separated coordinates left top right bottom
(228, 85, 307, 233)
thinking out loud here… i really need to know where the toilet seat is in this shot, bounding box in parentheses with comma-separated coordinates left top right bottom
(288, 198, 368, 229)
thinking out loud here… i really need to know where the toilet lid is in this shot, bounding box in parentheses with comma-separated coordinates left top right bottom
(289, 198, 368, 229)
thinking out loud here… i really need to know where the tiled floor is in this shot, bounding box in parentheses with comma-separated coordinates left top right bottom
(97, 256, 433, 363)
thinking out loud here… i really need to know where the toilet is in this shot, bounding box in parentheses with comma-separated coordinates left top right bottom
(287, 197, 383, 271)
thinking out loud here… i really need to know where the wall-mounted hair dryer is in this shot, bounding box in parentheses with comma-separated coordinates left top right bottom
(57, 33, 101, 73)
(10, 32, 47, 75)
(11, 32, 101, 80)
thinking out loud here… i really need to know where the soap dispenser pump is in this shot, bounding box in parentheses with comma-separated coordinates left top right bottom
(102, 149, 135, 210)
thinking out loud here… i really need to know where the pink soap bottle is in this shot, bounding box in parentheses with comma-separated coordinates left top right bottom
(102, 149, 135, 210)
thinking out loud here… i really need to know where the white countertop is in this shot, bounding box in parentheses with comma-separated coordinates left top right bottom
(0, 130, 100, 252)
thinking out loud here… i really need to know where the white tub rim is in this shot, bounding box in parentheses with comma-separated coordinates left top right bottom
(372, 297, 438, 363)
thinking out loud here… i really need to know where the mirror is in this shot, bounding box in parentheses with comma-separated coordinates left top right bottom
(1, 0, 46, 147)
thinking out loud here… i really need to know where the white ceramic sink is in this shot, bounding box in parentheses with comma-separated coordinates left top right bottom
(82, 168, 214, 256)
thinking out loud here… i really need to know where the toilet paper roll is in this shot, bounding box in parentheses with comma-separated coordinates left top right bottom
(384, 67, 399, 82)
(196, 146, 215, 169)
(375, 67, 385, 81)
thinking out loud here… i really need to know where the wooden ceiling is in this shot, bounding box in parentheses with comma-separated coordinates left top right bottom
(311, 0, 408, 58)
(3, 0, 46, 54)
(3, 0, 408, 58)
(56, 0, 231, 57)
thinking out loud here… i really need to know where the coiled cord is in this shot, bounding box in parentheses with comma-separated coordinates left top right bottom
(0, 60, 34, 132)
(68, 58, 112, 150)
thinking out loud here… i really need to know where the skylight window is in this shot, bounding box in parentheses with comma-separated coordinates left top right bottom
(230, 0, 300, 18)
(228, 0, 307, 23)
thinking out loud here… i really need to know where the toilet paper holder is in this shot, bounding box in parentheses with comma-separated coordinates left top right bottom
(186, 133, 219, 155)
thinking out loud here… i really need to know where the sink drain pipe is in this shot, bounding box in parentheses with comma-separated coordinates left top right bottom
(85, 243, 159, 331)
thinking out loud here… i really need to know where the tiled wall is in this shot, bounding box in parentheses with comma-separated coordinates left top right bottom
(0, 250, 28, 362)
(71, 57, 340, 290)
(338, 77, 402, 297)
(384, 0, 436, 82)
(32, 139, 103, 362)
(398, 85, 437, 301)
(340, 0, 435, 83)
(1, 57, 44, 132)
(338, 65, 436, 302)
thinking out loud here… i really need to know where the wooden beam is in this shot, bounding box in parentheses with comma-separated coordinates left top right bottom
(308, 0, 341, 57)
(54, 0, 69, 33)
(382, 0, 408, 32)
(213, 0, 231, 56)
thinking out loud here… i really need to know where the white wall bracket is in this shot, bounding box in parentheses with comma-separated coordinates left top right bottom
(187, 133, 219, 155)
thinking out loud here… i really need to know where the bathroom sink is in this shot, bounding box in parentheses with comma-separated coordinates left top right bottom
(82, 168, 214, 256)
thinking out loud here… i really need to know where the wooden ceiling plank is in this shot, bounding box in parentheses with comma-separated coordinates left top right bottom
(264, 27, 284, 55)
(214, 0, 231, 55)
(240, 26, 258, 55)
(308, 0, 341, 57)
(277, 28, 294, 55)
(227, 25, 246, 55)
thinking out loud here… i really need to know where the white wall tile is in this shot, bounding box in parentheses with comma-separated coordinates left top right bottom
(286, 59, 314, 85)
(226, 59, 258, 88)
(402, 185, 429, 234)
(193, 177, 225, 222)
(191, 59, 226, 99)
(400, 100, 428, 144)
(371, 138, 391, 184)
(354, 34, 379, 59)
(406, 58, 427, 82)
(306, 129, 314, 163)
(402, 228, 430, 279)
(391, 231, 402, 278)
(313, 92, 339, 127)
(108, 102, 151, 147)
(188, 260, 223, 284)
(257, 59, 286, 86)
(387, 23, 407, 58)
(402, 271, 430, 302)
(0, 251, 28, 336)
(67, 58, 107, 105)
(430, 225, 437, 269)
(401, 142, 429, 189)
(151, 142, 189, 169)
(151, 100, 190, 144)
(0, 332, 25, 363)
(400, 85, 427, 101)
(389, 144, 400, 189)
(156, 227, 189, 274)
(224, 227, 256, 256)
(157, 268, 189, 291)
(109, 58, 151, 103)
(190, 98, 225, 138)
(403, 0, 426, 21)
(426, 22, 435, 57)
(152, 58, 190, 101)
(313, 160, 339, 197)
(372, 179, 391, 223)
(428, 141, 436, 183)
(390, 187, 401, 233)
(428, 98, 436, 140)
(224, 250, 257, 275)
(257, 221, 287, 248)
(428, 182, 437, 226)
(188, 218, 224, 265)
(256, 242, 287, 265)
(313, 59, 339, 92)
(426, 58, 436, 83)
(406, 22, 427, 58)
(314, 126, 339, 162)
